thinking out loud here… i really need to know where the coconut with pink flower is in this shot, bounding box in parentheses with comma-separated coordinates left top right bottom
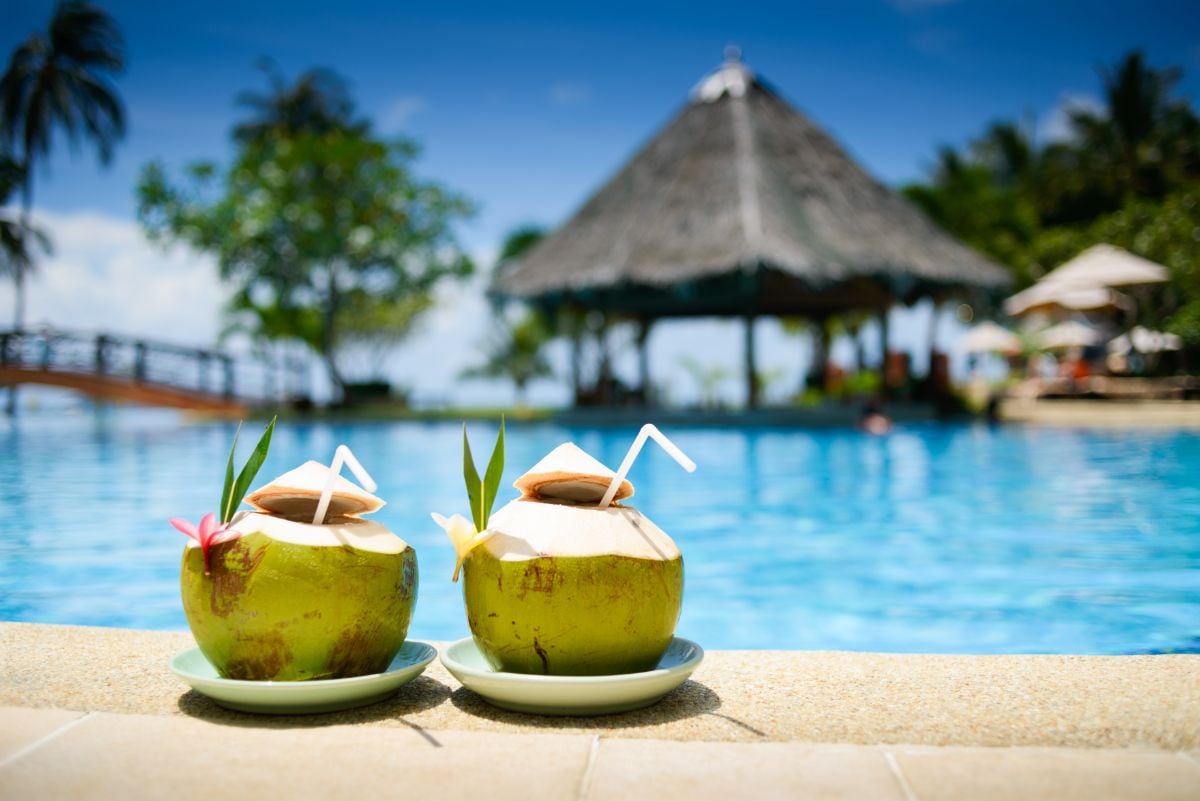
(170, 422, 417, 681)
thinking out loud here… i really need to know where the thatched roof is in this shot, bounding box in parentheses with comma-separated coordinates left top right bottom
(495, 54, 1010, 318)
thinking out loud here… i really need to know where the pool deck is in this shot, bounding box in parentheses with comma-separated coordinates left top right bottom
(2, 622, 1198, 800)
(999, 398, 1200, 428)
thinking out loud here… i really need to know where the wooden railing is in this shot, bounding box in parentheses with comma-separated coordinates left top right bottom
(0, 328, 288, 412)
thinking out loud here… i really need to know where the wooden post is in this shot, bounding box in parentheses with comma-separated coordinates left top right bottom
(878, 307, 890, 398)
(570, 326, 582, 405)
(197, 351, 211, 392)
(745, 312, 759, 409)
(637, 318, 653, 406)
(927, 300, 940, 373)
(94, 335, 109, 376)
(133, 342, 147, 382)
(808, 318, 829, 390)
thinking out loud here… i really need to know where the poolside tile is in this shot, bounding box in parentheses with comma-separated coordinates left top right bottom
(0, 711, 594, 801)
(585, 740, 905, 801)
(892, 746, 1200, 801)
(0, 706, 85, 763)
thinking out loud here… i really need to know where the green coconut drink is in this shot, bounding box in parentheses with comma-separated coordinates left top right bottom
(436, 425, 694, 676)
(176, 452, 418, 681)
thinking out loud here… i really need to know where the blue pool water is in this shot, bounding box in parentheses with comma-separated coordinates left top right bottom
(2, 409, 1198, 654)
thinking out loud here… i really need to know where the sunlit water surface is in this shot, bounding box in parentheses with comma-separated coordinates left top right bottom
(2, 409, 1198, 654)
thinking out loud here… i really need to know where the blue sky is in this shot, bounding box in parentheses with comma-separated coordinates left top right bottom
(2, 0, 1198, 405)
(6, 0, 1199, 248)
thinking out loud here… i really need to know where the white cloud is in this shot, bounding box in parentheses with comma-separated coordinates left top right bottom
(1038, 92, 1104, 145)
(549, 82, 592, 107)
(0, 209, 226, 343)
(379, 95, 427, 131)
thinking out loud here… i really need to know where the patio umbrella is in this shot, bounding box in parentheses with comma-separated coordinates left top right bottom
(1036, 320, 1104, 350)
(1003, 244, 1167, 318)
(1040, 244, 1169, 288)
(1108, 326, 1183, 355)
(960, 321, 1020, 354)
(1004, 283, 1134, 318)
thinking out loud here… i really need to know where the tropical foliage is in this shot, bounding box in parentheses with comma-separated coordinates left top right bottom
(463, 226, 556, 402)
(0, 157, 51, 290)
(137, 66, 473, 396)
(0, 0, 125, 329)
(904, 50, 1200, 343)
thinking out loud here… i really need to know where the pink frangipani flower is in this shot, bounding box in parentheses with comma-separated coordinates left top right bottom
(169, 512, 241, 575)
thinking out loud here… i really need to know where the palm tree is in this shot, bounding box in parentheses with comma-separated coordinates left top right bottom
(463, 226, 556, 404)
(233, 62, 366, 144)
(0, 156, 51, 295)
(461, 311, 554, 404)
(1068, 51, 1194, 200)
(0, 0, 125, 331)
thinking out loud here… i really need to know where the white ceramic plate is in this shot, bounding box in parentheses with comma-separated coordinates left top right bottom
(170, 640, 437, 715)
(440, 636, 704, 716)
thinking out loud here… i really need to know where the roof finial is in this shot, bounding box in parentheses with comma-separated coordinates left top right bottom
(724, 44, 742, 63)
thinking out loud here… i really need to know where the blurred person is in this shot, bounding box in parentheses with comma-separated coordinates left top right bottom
(860, 396, 892, 435)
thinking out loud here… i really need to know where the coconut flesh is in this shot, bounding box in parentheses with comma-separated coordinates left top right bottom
(463, 443, 682, 676)
(181, 461, 418, 681)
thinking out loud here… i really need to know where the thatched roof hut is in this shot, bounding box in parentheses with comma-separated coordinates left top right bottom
(496, 51, 1011, 406)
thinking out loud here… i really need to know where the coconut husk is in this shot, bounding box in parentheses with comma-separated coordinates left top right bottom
(245, 460, 385, 518)
(513, 442, 633, 503)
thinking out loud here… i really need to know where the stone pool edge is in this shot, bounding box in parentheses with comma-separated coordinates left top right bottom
(2, 622, 1196, 750)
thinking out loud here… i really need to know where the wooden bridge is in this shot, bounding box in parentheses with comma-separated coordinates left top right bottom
(0, 329, 274, 416)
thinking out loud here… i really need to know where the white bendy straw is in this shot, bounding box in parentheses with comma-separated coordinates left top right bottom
(598, 424, 697, 509)
(312, 445, 378, 524)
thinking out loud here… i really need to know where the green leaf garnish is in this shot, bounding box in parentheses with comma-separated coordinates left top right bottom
(220, 416, 277, 524)
(219, 422, 242, 524)
(462, 418, 505, 531)
(482, 417, 505, 529)
(462, 423, 483, 530)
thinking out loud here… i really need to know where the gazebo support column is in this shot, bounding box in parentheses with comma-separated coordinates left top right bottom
(744, 312, 759, 409)
(569, 327, 583, 405)
(878, 307, 891, 399)
(808, 318, 829, 391)
(636, 318, 654, 406)
(927, 300, 940, 369)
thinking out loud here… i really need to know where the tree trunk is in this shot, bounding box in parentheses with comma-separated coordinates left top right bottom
(15, 172, 32, 331)
(7, 172, 34, 415)
(321, 265, 346, 401)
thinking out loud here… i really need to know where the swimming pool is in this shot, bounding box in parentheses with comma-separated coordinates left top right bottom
(2, 409, 1197, 654)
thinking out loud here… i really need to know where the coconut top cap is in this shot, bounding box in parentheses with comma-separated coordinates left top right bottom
(245, 460, 385, 518)
(513, 442, 633, 504)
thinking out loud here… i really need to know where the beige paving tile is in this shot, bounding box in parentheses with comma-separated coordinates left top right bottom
(0, 706, 85, 763)
(0, 711, 594, 801)
(585, 739, 906, 801)
(893, 746, 1200, 801)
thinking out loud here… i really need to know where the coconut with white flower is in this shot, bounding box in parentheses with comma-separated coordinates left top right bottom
(436, 424, 694, 676)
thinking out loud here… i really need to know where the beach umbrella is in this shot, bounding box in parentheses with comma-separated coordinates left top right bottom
(960, 321, 1021, 354)
(1036, 320, 1104, 350)
(1108, 326, 1183, 355)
